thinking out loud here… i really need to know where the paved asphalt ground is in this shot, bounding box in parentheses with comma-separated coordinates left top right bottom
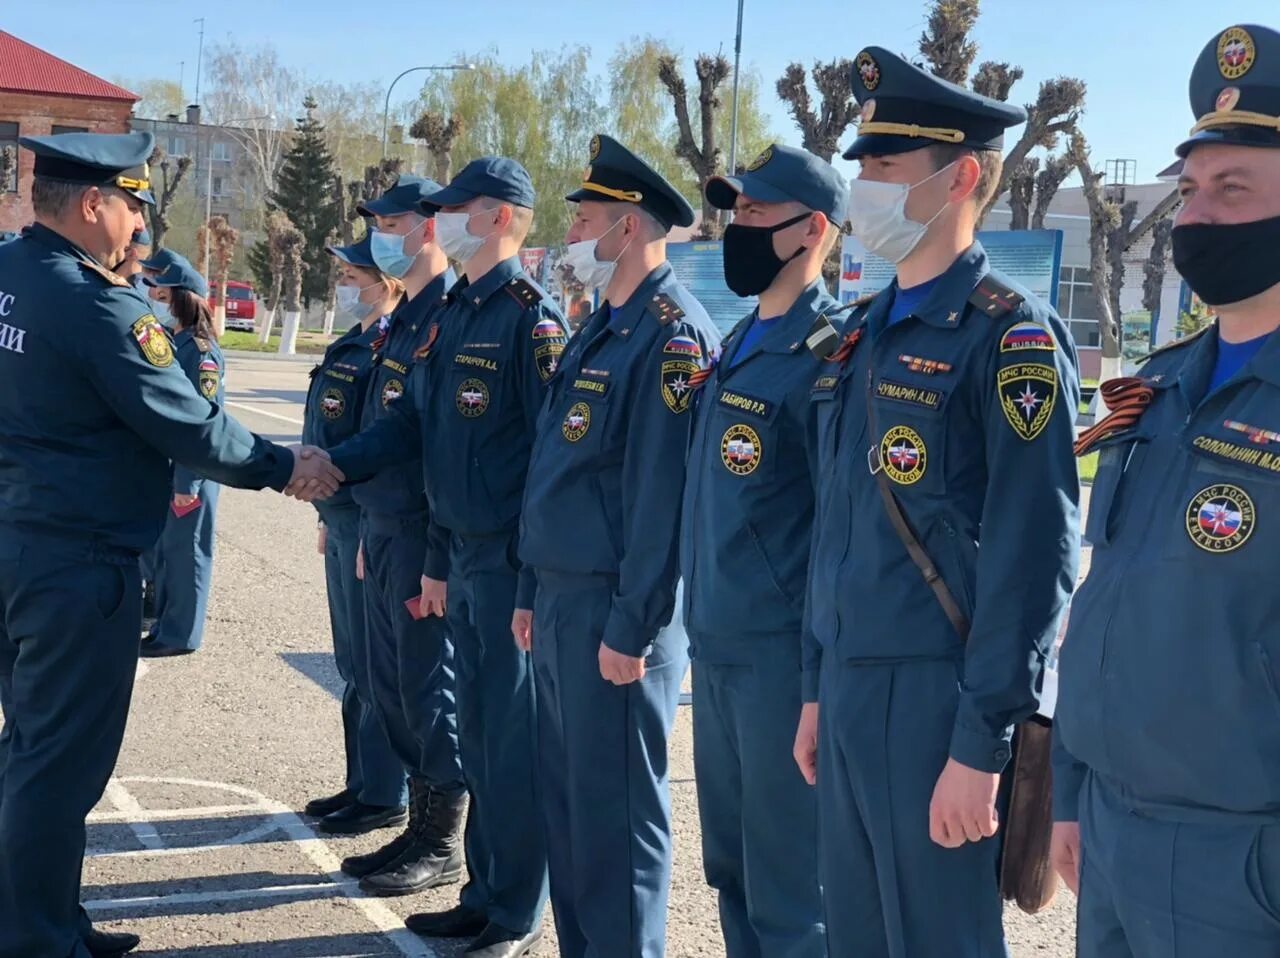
(17, 354, 1082, 956)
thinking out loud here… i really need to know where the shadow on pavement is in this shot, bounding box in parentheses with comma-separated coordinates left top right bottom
(280, 651, 342, 700)
(134, 931, 410, 956)
(88, 812, 311, 855)
(236, 386, 310, 406)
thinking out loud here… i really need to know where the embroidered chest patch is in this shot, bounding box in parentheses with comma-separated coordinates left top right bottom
(562, 401, 591, 442)
(998, 363, 1057, 441)
(381, 377, 405, 408)
(880, 425, 927, 485)
(1185, 483, 1255, 553)
(455, 378, 490, 418)
(721, 424, 762, 476)
(131, 315, 173, 368)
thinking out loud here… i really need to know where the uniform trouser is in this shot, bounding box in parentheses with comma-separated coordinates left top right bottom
(318, 503, 405, 808)
(817, 657, 1007, 958)
(0, 538, 142, 958)
(138, 545, 158, 586)
(691, 637, 825, 958)
(147, 483, 220, 652)
(531, 571, 687, 958)
(447, 532, 547, 933)
(1077, 772, 1280, 957)
(361, 512, 463, 792)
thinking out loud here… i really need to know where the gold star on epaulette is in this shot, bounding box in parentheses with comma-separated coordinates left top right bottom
(648, 293, 685, 325)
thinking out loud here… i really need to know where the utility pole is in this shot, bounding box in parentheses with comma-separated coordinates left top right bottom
(179, 61, 185, 103)
(193, 18, 205, 106)
(727, 0, 745, 175)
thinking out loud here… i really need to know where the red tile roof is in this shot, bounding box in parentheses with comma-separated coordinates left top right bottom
(0, 31, 139, 102)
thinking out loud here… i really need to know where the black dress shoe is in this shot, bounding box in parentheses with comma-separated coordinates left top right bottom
(304, 789, 354, 818)
(405, 903, 488, 938)
(85, 927, 141, 957)
(318, 801, 408, 835)
(139, 643, 194, 658)
(464, 924, 543, 957)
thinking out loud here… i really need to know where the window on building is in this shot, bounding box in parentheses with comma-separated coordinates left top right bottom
(1057, 265, 1101, 348)
(0, 122, 18, 193)
(167, 135, 188, 157)
(51, 125, 88, 135)
(212, 176, 225, 198)
(211, 140, 231, 162)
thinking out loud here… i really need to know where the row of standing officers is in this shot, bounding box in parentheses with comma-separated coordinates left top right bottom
(1, 22, 1279, 958)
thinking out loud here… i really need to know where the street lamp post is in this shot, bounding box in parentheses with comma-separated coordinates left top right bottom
(381, 64, 475, 158)
(728, 0, 746, 176)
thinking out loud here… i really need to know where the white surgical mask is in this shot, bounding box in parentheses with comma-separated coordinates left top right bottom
(845, 161, 956, 264)
(434, 210, 490, 262)
(370, 217, 428, 278)
(563, 217, 629, 289)
(336, 282, 378, 320)
(150, 298, 174, 327)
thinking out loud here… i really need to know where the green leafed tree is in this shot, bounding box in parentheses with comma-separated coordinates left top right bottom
(261, 95, 340, 307)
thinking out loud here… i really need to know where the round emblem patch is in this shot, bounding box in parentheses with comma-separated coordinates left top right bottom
(455, 378, 490, 418)
(1217, 27, 1256, 80)
(1216, 86, 1241, 112)
(721, 424, 762, 476)
(856, 51, 881, 91)
(1185, 483, 1255, 553)
(381, 378, 404, 408)
(562, 402, 591, 442)
(746, 146, 773, 172)
(321, 387, 346, 420)
(589, 134, 601, 161)
(880, 425, 927, 485)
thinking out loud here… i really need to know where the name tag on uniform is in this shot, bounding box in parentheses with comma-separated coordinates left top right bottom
(717, 389, 774, 419)
(1192, 434, 1280, 476)
(324, 368, 355, 384)
(811, 375, 840, 397)
(572, 377, 609, 396)
(454, 353, 499, 372)
(382, 358, 408, 375)
(874, 378, 944, 411)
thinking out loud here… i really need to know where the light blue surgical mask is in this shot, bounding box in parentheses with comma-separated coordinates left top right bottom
(370, 217, 428, 278)
(150, 298, 174, 327)
(336, 282, 377, 320)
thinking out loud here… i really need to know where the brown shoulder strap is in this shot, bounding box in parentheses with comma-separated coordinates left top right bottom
(865, 380, 971, 641)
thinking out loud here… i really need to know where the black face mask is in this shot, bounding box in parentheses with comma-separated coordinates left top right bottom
(1172, 215, 1280, 307)
(722, 213, 811, 298)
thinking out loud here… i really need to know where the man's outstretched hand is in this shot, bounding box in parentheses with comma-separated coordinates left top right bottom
(284, 445, 344, 502)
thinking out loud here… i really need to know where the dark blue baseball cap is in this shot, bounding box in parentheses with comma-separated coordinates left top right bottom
(707, 143, 848, 224)
(20, 131, 157, 204)
(138, 247, 188, 272)
(357, 174, 444, 217)
(842, 47, 1026, 160)
(325, 232, 378, 269)
(1177, 25, 1280, 157)
(426, 157, 536, 211)
(144, 259, 208, 299)
(565, 134, 695, 231)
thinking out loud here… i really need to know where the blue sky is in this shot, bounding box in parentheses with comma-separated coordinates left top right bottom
(6, 1, 1276, 184)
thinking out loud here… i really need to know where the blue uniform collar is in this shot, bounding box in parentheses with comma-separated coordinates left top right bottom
(1175, 321, 1280, 406)
(24, 222, 103, 267)
(869, 241, 989, 335)
(452, 256, 524, 309)
(391, 267, 453, 327)
(602, 262, 675, 338)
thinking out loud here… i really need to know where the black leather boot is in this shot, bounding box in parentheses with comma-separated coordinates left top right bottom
(341, 778, 428, 878)
(358, 786, 466, 896)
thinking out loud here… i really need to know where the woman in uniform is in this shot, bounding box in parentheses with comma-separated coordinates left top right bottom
(302, 235, 410, 834)
(140, 260, 225, 658)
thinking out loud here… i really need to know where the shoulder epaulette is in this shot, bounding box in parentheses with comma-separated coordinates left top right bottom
(195, 337, 210, 353)
(503, 275, 542, 309)
(648, 292, 685, 326)
(1139, 324, 1212, 364)
(969, 274, 1024, 319)
(78, 258, 131, 288)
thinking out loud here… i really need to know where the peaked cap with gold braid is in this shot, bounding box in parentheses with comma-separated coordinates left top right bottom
(1177, 24, 1280, 157)
(566, 133, 695, 230)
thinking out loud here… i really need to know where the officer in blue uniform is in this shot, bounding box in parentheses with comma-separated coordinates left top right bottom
(331, 175, 467, 896)
(1053, 24, 1280, 958)
(139, 260, 227, 657)
(796, 52, 1080, 957)
(300, 234, 409, 833)
(680, 143, 844, 958)
(0, 131, 340, 958)
(328, 157, 563, 958)
(518, 134, 720, 958)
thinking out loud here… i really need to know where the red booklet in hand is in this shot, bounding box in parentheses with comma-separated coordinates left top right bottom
(405, 596, 426, 620)
(171, 498, 201, 518)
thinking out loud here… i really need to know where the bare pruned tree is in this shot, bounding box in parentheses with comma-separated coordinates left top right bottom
(0, 146, 15, 193)
(197, 215, 239, 335)
(1006, 157, 1039, 231)
(919, 0, 981, 85)
(410, 111, 464, 185)
(1068, 131, 1122, 377)
(146, 146, 193, 250)
(658, 53, 730, 238)
(775, 59, 859, 162)
(1032, 153, 1074, 229)
(1142, 216, 1174, 322)
(992, 76, 1087, 220)
(275, 219, 306, 354)
(258, 210, 293, 344)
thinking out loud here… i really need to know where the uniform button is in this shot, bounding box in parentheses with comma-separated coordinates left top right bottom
(994, 746, 1011, 763)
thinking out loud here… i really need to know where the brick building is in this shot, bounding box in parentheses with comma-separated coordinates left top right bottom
(0, 30, 139, 233)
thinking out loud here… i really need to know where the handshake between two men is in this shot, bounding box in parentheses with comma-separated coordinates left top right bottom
(283, 445, 345, 502)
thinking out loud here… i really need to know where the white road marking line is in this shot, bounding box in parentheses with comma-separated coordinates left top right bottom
(83, 877, 356, 912)
(225, 401, 304, 427)
(87, 802, 263, 824)
(103, 781, 165, 852)
(93, 776, 437, 958)
(86, 816, 284, 859)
